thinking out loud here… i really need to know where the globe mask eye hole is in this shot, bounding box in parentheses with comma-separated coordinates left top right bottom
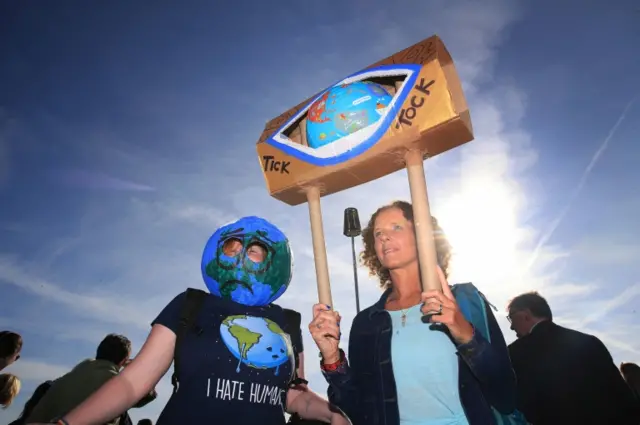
(246, 242, 267, 264)
(244, 240, 273, 273)
(219, 237, 243, 269)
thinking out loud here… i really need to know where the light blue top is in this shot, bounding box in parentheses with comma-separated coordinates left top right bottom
(388, 304, 469, 425)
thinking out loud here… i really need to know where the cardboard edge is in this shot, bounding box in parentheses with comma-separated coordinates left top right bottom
(268, 116, 472, 207)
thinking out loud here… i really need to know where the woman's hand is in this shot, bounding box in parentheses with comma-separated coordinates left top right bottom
(309, 304, 342, 364)
(421, 266, 474, 344)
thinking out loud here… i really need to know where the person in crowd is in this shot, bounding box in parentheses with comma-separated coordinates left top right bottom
(29, 216, 348, 425)
(7, 381, 53, 425)
(1, 373, 21, 408)
(0, 331, 23, 371)
(310, 200, 516, 425)
(507, 291, 640, 424)
(621, 362, 640, 401)
(26, 333, 132, 424)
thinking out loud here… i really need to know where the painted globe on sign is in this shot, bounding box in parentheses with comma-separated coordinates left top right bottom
(306, 81, 393, 149)
(201, 216, 293, 307)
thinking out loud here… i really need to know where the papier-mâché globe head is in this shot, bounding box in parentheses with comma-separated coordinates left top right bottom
(201, 216, 293, 306)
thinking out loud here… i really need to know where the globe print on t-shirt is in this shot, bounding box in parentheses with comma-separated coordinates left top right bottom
(220, 315, 292, 376)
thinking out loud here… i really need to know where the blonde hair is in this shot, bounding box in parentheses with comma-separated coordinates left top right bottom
(0, 373, 21, 408)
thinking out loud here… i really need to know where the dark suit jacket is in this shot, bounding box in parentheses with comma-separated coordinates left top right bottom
(508, 321, 640, 425)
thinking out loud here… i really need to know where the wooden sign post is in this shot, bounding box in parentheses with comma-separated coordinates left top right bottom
(256, 35, 474, 307)
(305, 185, 333, 307)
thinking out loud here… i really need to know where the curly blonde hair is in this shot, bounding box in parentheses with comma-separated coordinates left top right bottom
(0, 373, 21, 408)
(360, 200, 452, 289)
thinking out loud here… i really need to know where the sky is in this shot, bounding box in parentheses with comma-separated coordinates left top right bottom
(1, 0, 639, 423)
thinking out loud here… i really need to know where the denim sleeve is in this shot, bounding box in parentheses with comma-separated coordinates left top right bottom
(321, 312, 364, 424)
(456, 302, 517, 414)
(321, 343, 362, 423)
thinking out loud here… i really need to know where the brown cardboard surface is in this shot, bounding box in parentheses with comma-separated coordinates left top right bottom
(256, 35, 473, 206)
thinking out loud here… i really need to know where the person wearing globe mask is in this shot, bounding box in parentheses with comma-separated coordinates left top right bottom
(309, 201, 517, 425)
(29, 216, 349, 425)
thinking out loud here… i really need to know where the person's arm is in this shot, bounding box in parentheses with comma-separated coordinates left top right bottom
(320, 323, 362, 424)
(286, 352, 349, 424)
(308, 304, 360, 424)
(54, 325, 175, 425)
(30, 292, 187, 425)
(131, 388, 158, 408)
(456, 302, 517, 414)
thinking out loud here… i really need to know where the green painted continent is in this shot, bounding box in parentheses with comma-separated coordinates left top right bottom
(222, 315, 247, 327)
(266, 319, 285, 336)
(228, 324, 261, 359)
(263, 240, 292, 295)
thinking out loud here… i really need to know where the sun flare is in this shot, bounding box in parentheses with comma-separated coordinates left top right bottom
(436, 175, 521, 293)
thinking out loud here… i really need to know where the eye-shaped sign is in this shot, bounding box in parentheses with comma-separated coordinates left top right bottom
(256, 35, 473, 206)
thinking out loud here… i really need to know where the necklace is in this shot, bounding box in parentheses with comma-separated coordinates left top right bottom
(401, 309, 409, 327)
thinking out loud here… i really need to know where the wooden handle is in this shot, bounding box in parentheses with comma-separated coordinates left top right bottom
(306, 186, 334, 306)
(405, 149, 440, 292)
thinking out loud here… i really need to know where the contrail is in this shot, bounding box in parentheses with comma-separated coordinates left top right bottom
(525, 95, 638, 272)
(580, 282, 640, 327)
(54, 169, 156, 192)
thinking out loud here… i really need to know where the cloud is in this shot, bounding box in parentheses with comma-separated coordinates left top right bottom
(538, 282, 597, 298)
(3, 359, 70, 383)
(580, 282, 640, 328)
(166, 204, 237, 230)
(0, 255, 157, 330)
(573, 237, 640, 267)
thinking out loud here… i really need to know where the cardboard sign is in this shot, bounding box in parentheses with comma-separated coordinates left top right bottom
(256, 35, 473, 206)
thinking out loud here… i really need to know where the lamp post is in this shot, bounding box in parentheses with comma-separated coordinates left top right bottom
(343, 207, 362, 313)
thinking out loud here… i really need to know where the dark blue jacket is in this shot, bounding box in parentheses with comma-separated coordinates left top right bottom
(321, 287, 517, 425)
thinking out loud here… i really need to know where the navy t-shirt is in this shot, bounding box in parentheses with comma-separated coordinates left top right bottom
(153, 291, 301, 425)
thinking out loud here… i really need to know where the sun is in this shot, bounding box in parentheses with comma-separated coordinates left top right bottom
(435, 174, 522, 292)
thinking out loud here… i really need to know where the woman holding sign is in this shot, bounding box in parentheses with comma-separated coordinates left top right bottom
(309, 201, 517, 425)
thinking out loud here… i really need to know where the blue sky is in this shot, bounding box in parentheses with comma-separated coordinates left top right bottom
(1, 0, 639, 423)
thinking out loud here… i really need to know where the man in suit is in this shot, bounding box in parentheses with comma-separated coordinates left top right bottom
(507, 292, 640, 425)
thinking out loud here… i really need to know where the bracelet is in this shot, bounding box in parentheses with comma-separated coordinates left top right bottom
(320, 351, 345, 372)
